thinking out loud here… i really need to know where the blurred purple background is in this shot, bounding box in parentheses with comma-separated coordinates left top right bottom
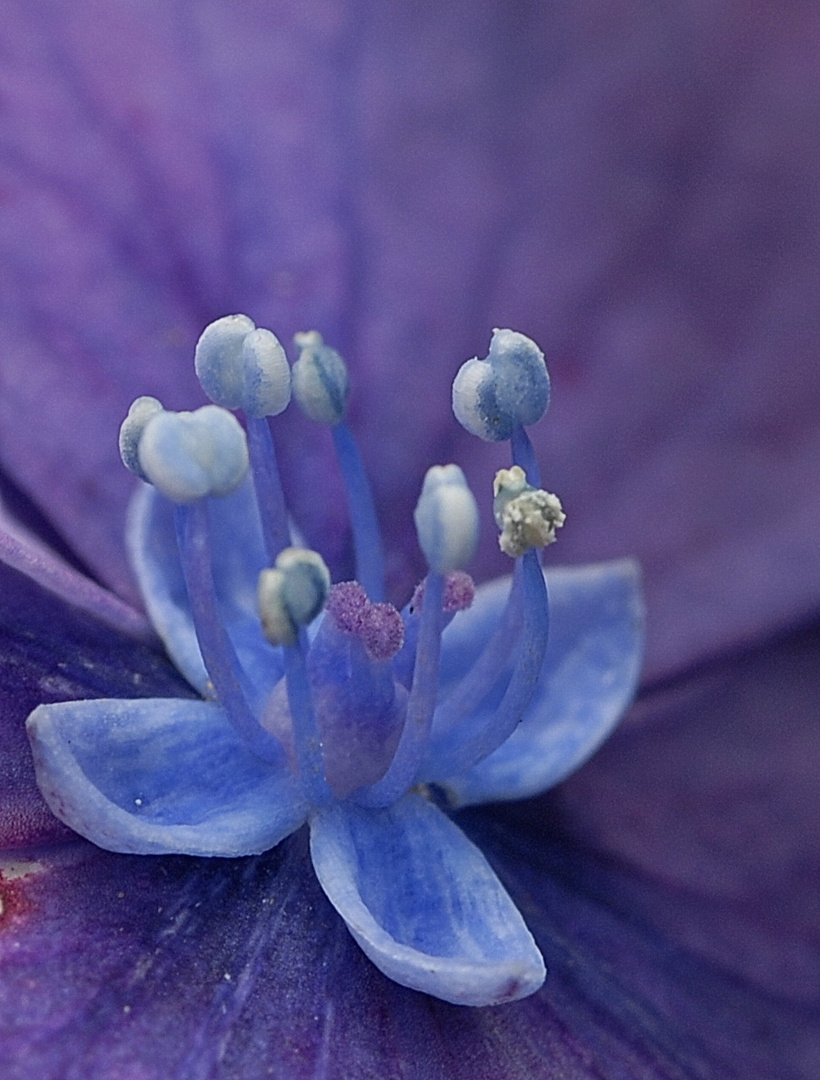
(1, 2, 819, 682)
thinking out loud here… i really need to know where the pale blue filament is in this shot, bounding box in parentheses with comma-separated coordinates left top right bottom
(425, 564, 523, 741)
(357, 571, 445, 807)
(174, 502, 282, 764)
(511, 425, 542, 488)
(245, 415, 290, 561)
(283, 631, 333, 805)
(332, 420, 385, 602)
(421, 549, 549, 780)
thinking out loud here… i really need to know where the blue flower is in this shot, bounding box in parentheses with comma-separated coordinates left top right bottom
(25, 319, 643, 1007)
(1, 4, 819, 1076)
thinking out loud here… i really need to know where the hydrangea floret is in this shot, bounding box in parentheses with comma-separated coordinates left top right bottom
(26, 318, 643, 1007)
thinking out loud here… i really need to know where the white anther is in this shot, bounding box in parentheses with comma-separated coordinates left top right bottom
(257, 547, 331, 646)
(414, 464, 479, 574)
(194, 314, 256, 409)
(493, 466, 565, 558)
(119, 397, 165, 481)
(137, 405, 249, 504)
(240, 328, 291, 417)
(195, 315, 292, 418)
(452, 329, 550, 442)
(292, 331, 349, 425)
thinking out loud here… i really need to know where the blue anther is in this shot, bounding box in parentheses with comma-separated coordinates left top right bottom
(195, 315, 291, 419)
(138, 405, 249, 504)
(239, 329, 292, 418)
(292, 331, 349, 424)
(257, 548, 331, 648)
(119, 396, 164, 481)
(452, 329, 550, 442)
(413, 465, 479, 574)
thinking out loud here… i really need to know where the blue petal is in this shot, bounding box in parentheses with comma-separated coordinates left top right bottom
(309, 793, 545, 1005)
(127, 478, 284, 710)
(27, 697, 307, 857)
(426, 561, 644, 804)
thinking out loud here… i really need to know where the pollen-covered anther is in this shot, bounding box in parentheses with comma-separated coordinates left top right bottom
(326, 583, 404, 661)
(493, 465, 565, 559)
(258, 548, 331, 647)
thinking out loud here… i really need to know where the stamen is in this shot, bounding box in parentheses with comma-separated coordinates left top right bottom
(175, 500, 282, 763)
(493, 466, 565, 558)
(359, 468, 478, 807)
(281, 636, 333, 805)
(452, 329, 550, 442)
(257, 548, 331, 648)
(194, 315, 292, 561)
(258, 549, 333, 803)
(419, 467, 561, 774)
(420, 548, 550, 781)
(137, 405, 249, 504)
(293, 332, 385, 601)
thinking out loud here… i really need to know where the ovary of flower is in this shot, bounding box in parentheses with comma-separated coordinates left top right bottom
(493, 465, 565, 558)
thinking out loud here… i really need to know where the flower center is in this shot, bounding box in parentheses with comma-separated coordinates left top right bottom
(120, 317, 564, 807)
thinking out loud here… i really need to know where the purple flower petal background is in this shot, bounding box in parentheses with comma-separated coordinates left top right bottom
(1, 1, 819, 680)
(0, 3, 818, 1076)
(0, 556, 817, 1078)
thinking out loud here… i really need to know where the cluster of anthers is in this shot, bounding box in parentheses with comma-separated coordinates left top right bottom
(26, 319, 642, 1007)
